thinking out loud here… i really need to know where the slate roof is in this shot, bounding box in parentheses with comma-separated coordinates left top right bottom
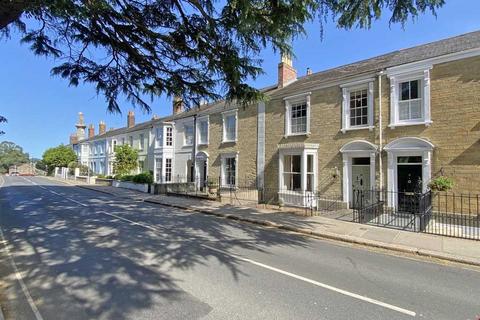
(271, 30, 480, 97)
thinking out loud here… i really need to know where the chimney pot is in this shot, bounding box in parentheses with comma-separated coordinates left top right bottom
(99, 121, 106, 135)
(88, 124, 95, 138)
(278, 52, 297, 88)
(127, 111, 135, 128)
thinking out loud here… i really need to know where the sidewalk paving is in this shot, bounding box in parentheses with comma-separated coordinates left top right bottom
(53, 178, 480, 267)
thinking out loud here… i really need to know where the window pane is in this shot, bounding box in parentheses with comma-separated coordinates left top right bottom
(225, 115, 236, 141)
(410, 80, 419, 99)
(398, 101, 409, 120)
(349, 89, 368, 127)
(353, 157, 370, 165)
(400, 82, 410, 101)
(306, 173, 314, 192)
(290, 102, 307, 134)
(292, 174, 301, 190)
(410, 99, 422, 119)
(292, 155, 301, 173)
(307, 154, 313, 173)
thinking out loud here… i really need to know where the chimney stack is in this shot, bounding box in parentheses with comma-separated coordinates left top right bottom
(70, 134, 79, 145)
(127, 111, 135, 128)
(99, 121, 106, 135)
(173, 96, 184, 115)
(278, 52, 297, 88)
(306, 67, 312, 76)
(88, 124, 95, 138)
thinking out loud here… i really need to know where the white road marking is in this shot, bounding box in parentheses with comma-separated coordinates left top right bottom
(202, 244, 416, 317)
(15, 175, 417, 317)
(0, 176, 45, 320)
(98, 211, 158, 232)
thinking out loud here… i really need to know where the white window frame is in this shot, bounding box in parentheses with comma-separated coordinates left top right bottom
(154, 157, 163, 183)
(165, 126, 173, 146)
(165, 158, 172, 182)
(284, 92, 311, 137)
(184, 123, 194, 146)
(221, 152, 239, 187)
(387, 66, 432, 128)
(278, 147, 317, 193)
(222, 109, 238, 143)
(341, 80, 374, 133)
(197, 116, 209, 145)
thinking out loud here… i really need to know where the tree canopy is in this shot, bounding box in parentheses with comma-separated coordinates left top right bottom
(0, 0, 445, 115)
(113, 144, 138, 176)
(0, 141, 29, 173)
(42, 144, 77, 171)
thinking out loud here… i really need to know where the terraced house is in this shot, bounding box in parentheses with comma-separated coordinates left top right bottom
(70, 30, 480, 212)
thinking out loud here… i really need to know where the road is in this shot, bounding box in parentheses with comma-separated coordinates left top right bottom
(0, 175, 479, 320)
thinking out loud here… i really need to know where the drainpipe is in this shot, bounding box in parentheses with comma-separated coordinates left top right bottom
(378, 71, 384, 194)
(193, 114, 197, 188)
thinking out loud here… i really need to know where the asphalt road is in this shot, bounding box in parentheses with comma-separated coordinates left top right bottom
(0, 175, 479, 320)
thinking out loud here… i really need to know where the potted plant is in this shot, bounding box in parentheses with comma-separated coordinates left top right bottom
(428, 176, 454, 192)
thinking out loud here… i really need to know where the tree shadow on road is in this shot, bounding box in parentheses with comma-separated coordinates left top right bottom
(0, 182, 310, 319)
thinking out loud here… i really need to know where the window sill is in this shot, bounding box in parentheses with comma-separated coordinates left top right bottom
(388, 120, 432, 129)
(198, 143, 209, 146)
(341, 126, 374, 133)
(284, 132, 311, 138)
(221, 140, 237, 144)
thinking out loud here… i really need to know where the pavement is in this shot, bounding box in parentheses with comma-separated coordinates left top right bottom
(60, 177, 480, 268)
(1, 175, 480, 320)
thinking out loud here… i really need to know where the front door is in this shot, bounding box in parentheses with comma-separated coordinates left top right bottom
(351, 157, 371, 208)
(397, 156, 423, 212)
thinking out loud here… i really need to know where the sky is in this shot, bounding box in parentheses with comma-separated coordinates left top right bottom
(1, 1, 479, 158)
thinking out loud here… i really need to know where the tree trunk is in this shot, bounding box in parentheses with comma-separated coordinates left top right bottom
(0, 1, 27, 29)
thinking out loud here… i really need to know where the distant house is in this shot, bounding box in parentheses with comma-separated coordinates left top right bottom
(9, 163, 35, 176)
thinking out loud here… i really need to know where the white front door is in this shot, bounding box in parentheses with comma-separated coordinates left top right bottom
(351, 157, 371, 207)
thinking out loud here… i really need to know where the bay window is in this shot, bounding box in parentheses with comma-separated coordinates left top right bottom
(278, 144, 318, 207)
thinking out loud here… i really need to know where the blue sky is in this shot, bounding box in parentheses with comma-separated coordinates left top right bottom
(1, 1, 479, 158)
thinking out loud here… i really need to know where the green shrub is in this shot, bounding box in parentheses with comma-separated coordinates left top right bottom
(96, 174, 106, 179)
(105, 175, 114, 179)
(120, 175, 134, 182)
(132, 172, 153, 184)
(429, 176, 454, 192)
(114, 174, 123, 180)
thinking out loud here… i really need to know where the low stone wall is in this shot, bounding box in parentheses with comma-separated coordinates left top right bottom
(113, 180, 149, 193)
(153, 182, 196, 195)
(76, 176, 89, 184)
(95, 178, 113, 186)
